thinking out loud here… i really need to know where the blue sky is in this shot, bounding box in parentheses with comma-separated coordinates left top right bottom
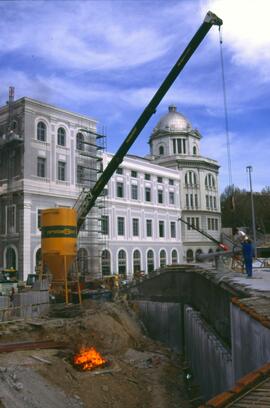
(1, 0, 270, 193)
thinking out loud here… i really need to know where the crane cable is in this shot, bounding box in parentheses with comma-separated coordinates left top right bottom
(219, 27, 233, 191)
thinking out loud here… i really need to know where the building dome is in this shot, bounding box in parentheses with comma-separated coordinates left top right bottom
(154, 105, 191, 132)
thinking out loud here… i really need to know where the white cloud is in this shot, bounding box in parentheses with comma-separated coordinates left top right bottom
(203, 0, 270, 80)
(0, 1, 175, 71)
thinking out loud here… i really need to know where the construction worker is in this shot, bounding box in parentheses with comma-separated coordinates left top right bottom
(242, 238, 254, 278)
(232, 227, 247, 246)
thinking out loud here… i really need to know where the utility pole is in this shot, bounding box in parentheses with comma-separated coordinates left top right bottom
(246, 166, 257, 257)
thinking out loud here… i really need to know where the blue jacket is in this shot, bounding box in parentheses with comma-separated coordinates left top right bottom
(242, 242, 253, 260)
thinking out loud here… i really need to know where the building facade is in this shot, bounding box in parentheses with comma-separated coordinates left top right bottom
(148, 105, 221, 262)
(0, 97, 221, 281)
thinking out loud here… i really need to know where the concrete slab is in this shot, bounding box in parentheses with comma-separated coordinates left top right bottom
(231, 268, 270, 293)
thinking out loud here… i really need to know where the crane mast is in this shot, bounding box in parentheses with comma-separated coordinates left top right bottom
(76, 11, 222, 231)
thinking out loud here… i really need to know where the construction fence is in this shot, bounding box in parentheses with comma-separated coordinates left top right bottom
(0, 290, 49, 322)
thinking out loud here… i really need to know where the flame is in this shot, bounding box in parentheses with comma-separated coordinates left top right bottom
(73, 347, 107, 371)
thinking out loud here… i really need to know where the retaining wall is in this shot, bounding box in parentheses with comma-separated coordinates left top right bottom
(136, 301, 183, 352)
(131, 268, 270, 401)
(231, 300, 270, 382)
(185, 305, 233, 400)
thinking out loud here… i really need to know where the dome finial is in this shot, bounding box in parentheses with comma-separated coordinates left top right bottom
(168, 105, 177, 112)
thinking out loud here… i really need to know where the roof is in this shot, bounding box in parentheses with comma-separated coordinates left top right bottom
(153, 105, 192, 133)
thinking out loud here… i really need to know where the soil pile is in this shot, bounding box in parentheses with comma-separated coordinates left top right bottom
(0, 300, 191, 408)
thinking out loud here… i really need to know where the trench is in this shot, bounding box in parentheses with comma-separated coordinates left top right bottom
(128, 265, 270, 401)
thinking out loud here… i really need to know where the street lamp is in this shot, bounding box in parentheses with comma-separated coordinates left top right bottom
(246, 166, 257, 258)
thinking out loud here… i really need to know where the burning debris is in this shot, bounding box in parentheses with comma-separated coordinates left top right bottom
(73, 347, 107, 371)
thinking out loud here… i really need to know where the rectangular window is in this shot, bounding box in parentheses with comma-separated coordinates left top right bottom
(116, 182, 124, 198)
(158, 189, 163, 204)
(172, 139, 176, 154)
(58, 161, 66, 181)
(183, 139, 186, 154)
(101, 187, 108, 197)
(211, 218, 215, 230)
(144, 173, 151, 180)
(214, 196, 217, 209)
(169, 179, 174, 185)
(117, 217, 125, 236)
(131, 184, 138, 200)
(145, 187, 151, 202)
(209, 196, 213, 209)
(206, 195, 209, 209)
(157, 176, 163, 183)
(37, 157, 46, 178)
(208, 218, 211, 230)
(101, 215, 109, 235)
(186, 194, 189, 208)
(215, 219, 218, 230)
(169, 192, 175, 205)
(146, 219, 152, 237)
(159, 221, 165, 238)
(177, 139, 181, 153)
(116, 167, 123, 175)
(7, 205, 16, 233)
(170, 221, 176, 238)
(131, 170, 137, 178)
(195, 194, 198, 208)
(132, 218, 139, 236)
(37, 209, 42, 230)
(77, 165, 84, 184)
(190, 194, 194, 208)
(188, 217, 199, 230)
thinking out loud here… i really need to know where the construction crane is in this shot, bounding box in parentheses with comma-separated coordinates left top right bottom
(75, 11, 223, 231)
(41, 11, 223, 303)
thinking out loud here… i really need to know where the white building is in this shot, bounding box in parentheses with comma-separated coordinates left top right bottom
(0, 97, 221, 281)
(101, 153, 182, 277)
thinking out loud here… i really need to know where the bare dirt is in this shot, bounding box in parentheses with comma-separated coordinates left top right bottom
(0, 300, 192, 408)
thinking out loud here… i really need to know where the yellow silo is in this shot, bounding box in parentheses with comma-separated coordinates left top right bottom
(41, 207, 78, 303)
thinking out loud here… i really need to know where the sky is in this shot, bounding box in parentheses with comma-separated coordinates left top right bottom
(0, 0, 270, 193)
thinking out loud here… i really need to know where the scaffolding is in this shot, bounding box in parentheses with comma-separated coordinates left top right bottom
(0, 87, 23, 275)
(73, 124, 108, 280)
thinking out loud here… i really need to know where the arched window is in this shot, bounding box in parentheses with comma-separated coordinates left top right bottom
(101, 250, 111, 276)
(205, 174, 215, 189)
(133, 250, 141, 274)
(118, 250, 127, 276)
(195, 249, 203, 262)
(185, 171, 197, 186)
(172, 249, 178, 264)
(35, 248, 42, 273)
(159, 249, 166, 267)
(77, 248, 88, 275)
(5, 247, 16, 269)
(37, 121, 46, 142)
(76, 132, 84, 150)
(186, 249, 194, 263)
(193, 146, 197, 155)
(57, 127, 66, 146)
(159, 145, 164, 156)
(147, 250, 154, 274)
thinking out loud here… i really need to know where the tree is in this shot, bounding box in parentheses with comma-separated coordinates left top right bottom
(221, 185, 270, 233)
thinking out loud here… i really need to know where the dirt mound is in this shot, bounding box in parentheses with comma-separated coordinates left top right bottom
(0, 300, 191, 408)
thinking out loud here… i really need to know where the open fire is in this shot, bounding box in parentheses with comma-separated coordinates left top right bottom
(73, 347, 107, 371)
